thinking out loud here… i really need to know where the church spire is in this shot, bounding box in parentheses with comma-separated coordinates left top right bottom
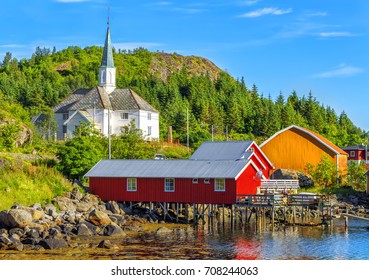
(98, 2, 116, 94)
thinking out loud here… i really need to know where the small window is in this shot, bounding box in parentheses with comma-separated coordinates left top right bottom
(120, 112, 129, 120)
(148, 113, 152, 120)
(214, 178, 225, 192)
(62, 125, 67, 134)
(350, 151, 355, 157)
(192, 178, 198, 184)
(204, 178, 210, 184)
(164, 178, 175, 192)
(63, 113, 69, 120)
(127, 178, 137, 192)
(147, 126, 152, 135)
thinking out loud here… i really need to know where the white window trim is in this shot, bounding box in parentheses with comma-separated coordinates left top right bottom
(350, 151, 355, 157)
(192, 178, 198, 184)
(127, 178, 137, 192)
(164, 178, 175, 192)
(214, 178, 225, 192)
(204, 178, 210, 184)
(120, 112, 129, 120)
(148, 112, 152, 120)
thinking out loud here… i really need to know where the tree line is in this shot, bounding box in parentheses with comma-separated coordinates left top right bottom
(0, 46, 367, 150)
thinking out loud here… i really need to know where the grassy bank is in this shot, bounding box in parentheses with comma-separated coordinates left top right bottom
(0, 154, 73, 210)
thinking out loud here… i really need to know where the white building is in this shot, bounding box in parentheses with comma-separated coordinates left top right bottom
(36, 25, 159, 141)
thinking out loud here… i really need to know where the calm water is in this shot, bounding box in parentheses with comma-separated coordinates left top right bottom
(114, 218, 369, 260)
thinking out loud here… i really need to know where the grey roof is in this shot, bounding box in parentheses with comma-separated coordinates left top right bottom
(190, 141, 254, 161)
(84, 159, 249, 179)
(342, 145, 367, 151)
(54, 87, 158, 113)
(101, 26, 114, 68)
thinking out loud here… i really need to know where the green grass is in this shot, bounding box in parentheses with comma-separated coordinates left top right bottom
(0, 157, 73, 211)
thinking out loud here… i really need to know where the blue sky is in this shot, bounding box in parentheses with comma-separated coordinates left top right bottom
(1, 0, 368, 131)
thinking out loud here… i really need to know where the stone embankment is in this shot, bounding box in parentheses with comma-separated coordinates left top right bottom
(0, 188, 170, 252)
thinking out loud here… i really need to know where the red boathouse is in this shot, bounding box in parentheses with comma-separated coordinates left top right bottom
(84, 141, 275, 205)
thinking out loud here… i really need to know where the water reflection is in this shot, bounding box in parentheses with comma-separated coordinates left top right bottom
(114, 218, 369, 260)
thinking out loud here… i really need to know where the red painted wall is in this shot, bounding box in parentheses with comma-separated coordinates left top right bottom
(250, 143, 274, 177)
(90, 177, 236, 204)
(236, 163, 259, 195)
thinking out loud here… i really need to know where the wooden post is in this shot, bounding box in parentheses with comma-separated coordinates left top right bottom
(222, 204, 225, 227)
(345, 216, 349, 230)
(185, 204, 189, 224)
(271, 207, 275, 230)
(176, 202, 179, 223)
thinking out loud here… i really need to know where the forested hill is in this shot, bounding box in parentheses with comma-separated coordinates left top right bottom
(0, 46, 366, 149)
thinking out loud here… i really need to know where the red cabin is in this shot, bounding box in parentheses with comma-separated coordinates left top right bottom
(85, 141, 274, 204)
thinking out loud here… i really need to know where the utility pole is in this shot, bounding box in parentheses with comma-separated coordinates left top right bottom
(186, 108, 189, 152)
(108, 107, 111, 159)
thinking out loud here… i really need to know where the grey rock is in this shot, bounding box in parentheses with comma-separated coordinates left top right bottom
(106, 201, 120, 214)
(104, 223, 126, 237)
(0, 209, 33, 228)
(38, 238, 68, 250)
(76, 223, 94, 236)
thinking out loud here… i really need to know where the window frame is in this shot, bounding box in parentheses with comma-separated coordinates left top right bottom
(148, 112, 152, 120)
(164, 178, 175, 192)
(147, 126, 152, 135)
(192, 178, 199, 184)
(350, 151, 356, 157)
(120, 112, 129, 120)
(204, 178, 210, 184)
(214, 178, 226, 192)
(127, 178, 137, 192)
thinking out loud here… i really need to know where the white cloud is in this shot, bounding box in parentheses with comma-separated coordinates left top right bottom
(313, 64, 364, 78)
(319, 32, 355, 38)
(244, 0, 260, 5)
(240, 7, 292, 18)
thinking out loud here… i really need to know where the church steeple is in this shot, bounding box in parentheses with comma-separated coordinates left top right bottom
(98, 19, 116, 94)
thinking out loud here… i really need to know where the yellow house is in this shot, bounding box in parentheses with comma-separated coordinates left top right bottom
(260, 125, 348, 175)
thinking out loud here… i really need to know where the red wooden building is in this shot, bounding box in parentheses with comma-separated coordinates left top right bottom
(342, 145, 369, 164)
(85, 141, 274, 205)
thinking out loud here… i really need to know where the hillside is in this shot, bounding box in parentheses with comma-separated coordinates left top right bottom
(0, 46, 366, 148)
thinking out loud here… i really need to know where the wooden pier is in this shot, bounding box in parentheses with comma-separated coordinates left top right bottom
(122, 193, 332, 228)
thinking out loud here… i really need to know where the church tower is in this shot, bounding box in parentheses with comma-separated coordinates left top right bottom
(98, 24, 116, 94)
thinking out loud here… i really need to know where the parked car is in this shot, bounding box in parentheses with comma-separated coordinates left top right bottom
(154, 154, 167, 160)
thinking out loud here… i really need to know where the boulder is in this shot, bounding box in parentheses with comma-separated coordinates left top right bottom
(106, 201, 120, 214)
(88, 210, 112, 226)
(38, 238, 68, 250)
(76, 223, 94, 236)
(18, 206, 44, 220)
(75, 202, 92, 213)
(71, 187, 83, 200)
(53, 196, 77, 212)
(0, 209, 33, 228)
(44, 204, 58, 217)
(104, 223, 126, 237)
(271, 169, 314, 188)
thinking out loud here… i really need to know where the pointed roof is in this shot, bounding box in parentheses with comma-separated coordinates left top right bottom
(260, 125, 347, 156)
(190, 141, 254, 161)
(54, 87, 158, 113)
(101, 26, 114, 68)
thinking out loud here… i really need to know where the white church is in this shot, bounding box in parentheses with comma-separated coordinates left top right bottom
(48, 25, 159, 141)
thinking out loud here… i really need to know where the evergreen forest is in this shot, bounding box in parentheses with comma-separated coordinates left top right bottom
(0, 46, 367, 151)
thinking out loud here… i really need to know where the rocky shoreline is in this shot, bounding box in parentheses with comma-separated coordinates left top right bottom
(0, 187, 181, 253)
(1, 187, 369, 255)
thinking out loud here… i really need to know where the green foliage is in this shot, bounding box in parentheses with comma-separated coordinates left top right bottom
(0, 47, 367, 149)
(346, 161, 367, 191)
(306, 155, 338, 191)
(0, 156, 73, 210)
(56, 123, 105, 180)
(111, 120, 155, 159)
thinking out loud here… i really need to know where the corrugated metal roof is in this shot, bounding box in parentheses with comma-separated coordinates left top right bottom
(190, 141, 254, 161)
(84, 159, 249, 179)
(54, 87, 158, 113)
(342, 145, 366, 151)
